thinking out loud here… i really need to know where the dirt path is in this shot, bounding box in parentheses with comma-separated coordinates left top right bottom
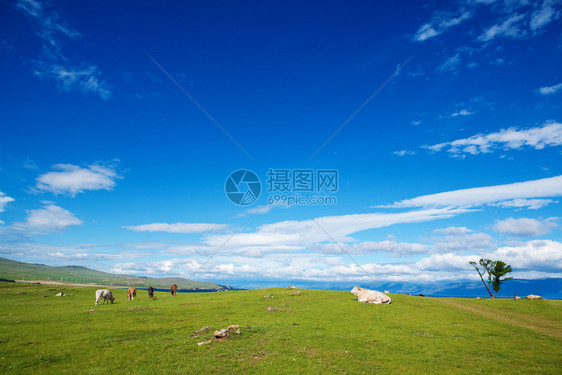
(433, 298, 562, 339)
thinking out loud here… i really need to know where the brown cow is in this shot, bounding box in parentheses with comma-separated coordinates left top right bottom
(171, 284, 177, 296)
(127, 286, 137, 301)
(148, 286, 154, 298)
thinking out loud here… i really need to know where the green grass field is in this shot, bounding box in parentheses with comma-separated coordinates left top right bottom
(0, 283, 560, 374)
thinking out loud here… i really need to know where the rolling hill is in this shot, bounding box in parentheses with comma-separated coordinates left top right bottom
(0, 257, 226, 290)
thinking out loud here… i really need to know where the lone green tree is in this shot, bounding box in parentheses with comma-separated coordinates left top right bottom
(491, 260, 513, 298)
(469, 258, 513, 298)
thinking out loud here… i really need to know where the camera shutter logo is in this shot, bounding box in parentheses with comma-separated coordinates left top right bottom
(225, 169, 261, 206)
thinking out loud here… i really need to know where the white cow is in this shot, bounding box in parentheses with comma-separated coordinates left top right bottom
(95, 289, 115, 305)
(351, 286, 391, 304)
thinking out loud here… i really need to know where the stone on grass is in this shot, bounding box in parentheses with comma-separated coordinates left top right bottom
(526, 294, 542, 300)
(214, 328, 229, 338)
(192, 326, 212, 337)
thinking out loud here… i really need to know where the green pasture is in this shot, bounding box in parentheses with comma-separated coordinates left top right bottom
(0, 283, 560, 374)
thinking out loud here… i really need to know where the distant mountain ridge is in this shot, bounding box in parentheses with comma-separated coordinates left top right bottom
(237, 278, 562, 299)
(0, 257, 226, 290)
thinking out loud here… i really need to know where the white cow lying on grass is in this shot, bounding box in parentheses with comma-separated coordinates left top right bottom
(351, 286, 391, 304)
(95, 289, 115, 305)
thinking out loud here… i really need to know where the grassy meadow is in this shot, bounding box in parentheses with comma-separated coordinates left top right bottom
(0, 282, 560, 374)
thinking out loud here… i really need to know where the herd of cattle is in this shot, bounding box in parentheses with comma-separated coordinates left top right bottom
(94, 284, 392, 305)
(94, 284, 176, 305)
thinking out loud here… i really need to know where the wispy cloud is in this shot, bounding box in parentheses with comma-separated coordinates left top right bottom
(0, 192, 15, 213)
(488, 198, 555, 210)
(415, 11, 472, 42)
(414, 1, 562, 48)
(451, 109, 474, 117)
(494, 217, 558, 236)
(433, 226, 471, 235)
(437, 53, 462, 72)
(35, 163, 121, 196)
(538, 83, 562, 95)
(392, 150, 416, 157)
(123, 223, 230, 234)
(315, 240, 429, 257)
(235, 203, 289, 218)
(478, 13, 527, 42)
(530, 0, 562, 31)
(425, 121, 562, 157)
(15, 0, 80, 58)
(383, 175, 562, 209)
(15, 0, 111, 98)
(33, 63, 111, 99)
(204, 207, 472, 249)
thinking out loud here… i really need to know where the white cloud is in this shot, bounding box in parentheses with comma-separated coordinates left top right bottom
(538, 83, 562, 95)
(15, 0, 111, 99)
(437, 53, 461, 72)
(416, 253, 480, 271)
(392, 150, 416, 156)
(15, 0, 80, 58)
(0, 204, 83, 237)
(235, 203, 289, 217)
(111, 258, 211, 277)
(433, 226, 472, 235)
(478, 14, 526, 41)
(385, 175, 562, 208)
(123, 223, 229, 234)
(425, 121, 562, 156)
(0, 192, 15, 213)
(205, 207, 472, 249)
(494, 217, 558, 236)
(493, 239, 562, 270)
(34, 63, 111, 99)
(102, 238, 562, 283)
(415, 24, 439, 41)
(432, 232, 496, 253)
(415, 11, 472, 41)
(36, 163, 120, 196)
(530, 0, 561, 30)
(315, 240, 429, 257)
(23, 204, 83, 233)
(238, 205, 273, 216)
(488, 198, 555, 209)
(47, 251, 122, 260)
(414, 1, 561, 48)
(451, 109, 474, 117)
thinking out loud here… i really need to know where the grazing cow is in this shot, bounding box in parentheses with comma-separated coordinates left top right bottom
(148, 286, 154, 298)
(351, 286, 391, 305)
(95, 289, 115, 305)
(127, 286, 137, 301)
(171, 284, 177, 296)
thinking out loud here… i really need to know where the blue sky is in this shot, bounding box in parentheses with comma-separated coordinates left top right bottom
(0, 0, 561, 288)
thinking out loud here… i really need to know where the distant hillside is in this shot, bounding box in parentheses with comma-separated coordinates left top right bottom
(0, 257, 225, 290)
(237, 278, 562, 299)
